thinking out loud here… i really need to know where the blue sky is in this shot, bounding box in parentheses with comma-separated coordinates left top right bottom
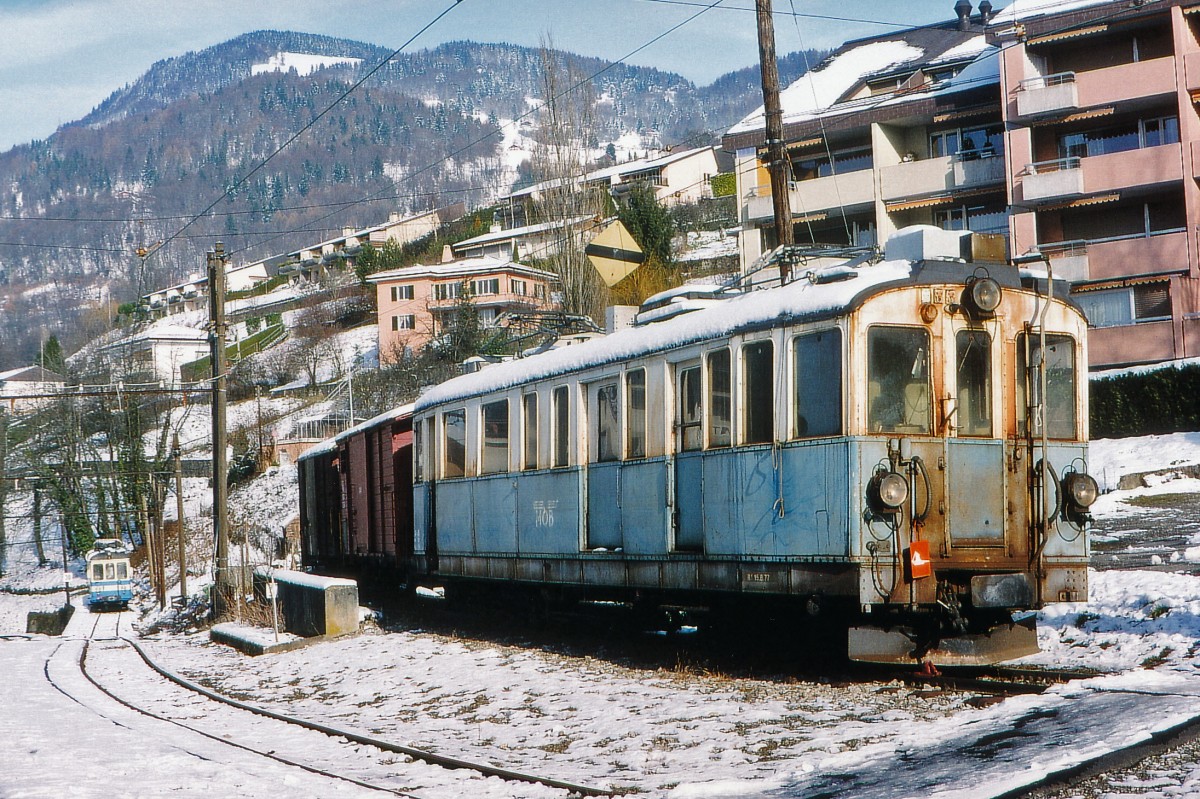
(0, 0, 965, 152)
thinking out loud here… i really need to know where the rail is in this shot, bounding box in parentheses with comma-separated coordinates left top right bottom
(1017, 71, 1076, 91)
(1026, 156, 1080, 175)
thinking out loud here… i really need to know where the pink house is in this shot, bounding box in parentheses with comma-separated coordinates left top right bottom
(369, 255, 557, 362)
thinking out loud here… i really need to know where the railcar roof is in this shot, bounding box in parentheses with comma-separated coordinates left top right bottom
(416, 258, 920, 411)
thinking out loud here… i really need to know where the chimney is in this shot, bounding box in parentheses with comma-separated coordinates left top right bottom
(955, 0, 972, 30)
(978, 0, 993, 22)
(441, 244, 454, 263)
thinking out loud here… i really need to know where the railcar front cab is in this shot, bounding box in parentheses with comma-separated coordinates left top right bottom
(849, 260, 1094, 665)
(86, 539, 134, 611)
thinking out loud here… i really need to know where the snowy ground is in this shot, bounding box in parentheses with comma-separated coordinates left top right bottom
(1, 432, 1200, 796)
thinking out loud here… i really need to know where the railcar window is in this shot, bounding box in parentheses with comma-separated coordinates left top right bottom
(553, 386, 570, 467)
(794, 329, 842, 437)
(443, 409, 466, 477)
(92, 564, 102, 580)
(105, 564, 115, 580)
(595, 383, 620, 462)
(867, 326, 931, 434)
(742, 341, 775, 444)
(626, 369, 646, 459)
(413, 422, 424, 482)
(523, 394, 538, 470)
(956, 330, 992, 436)
(424, 418, 436, 479)
(481, 400, 509, 474)
(117, 563, 128, 579)
(1017, 334, 1077, 439)
(708, 350, 732, 448)
(678, 366, 702, 451)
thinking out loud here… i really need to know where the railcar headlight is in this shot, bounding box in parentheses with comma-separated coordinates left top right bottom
(1064, 472, 1098, 509)
(961, 276, 1002, 317)
(869, 470, 909, 513)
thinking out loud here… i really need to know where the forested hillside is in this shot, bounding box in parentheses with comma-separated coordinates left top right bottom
(0, 30, 821, 368)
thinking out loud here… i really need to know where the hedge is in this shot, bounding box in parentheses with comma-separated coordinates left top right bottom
(1090, 363, 1200, 439)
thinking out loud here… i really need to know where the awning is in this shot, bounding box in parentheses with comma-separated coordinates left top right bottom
(932, 105, 1002, 124)
(1040, 193, 1120, 211)
(1031, 107, 1114, 126)
(1072, 273, 1175, 293)
(793, 211, 828, 223)
(1183, 4, 1200, 14)
(884, 186, 1002, 212)
(1028, 24, 1108, 46)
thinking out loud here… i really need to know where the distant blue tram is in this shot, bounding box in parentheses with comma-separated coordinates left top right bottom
(301, 226, 1099, 665)
(86, 539, 133, 610)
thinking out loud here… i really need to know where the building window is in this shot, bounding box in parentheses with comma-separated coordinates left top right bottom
(867, 326, 931, 435)
(742, 341, 774, 444)
(1018, 334, 1077, 440)
(391, 315, 415, 331)
(1075, 282, 1172, 328)
(791, 146, 872, 180)
(955, 330, 992, 437)
(553, 386, 570, 468)
(481, 400, 509, 474)
(390, 285, 414, 302)
(1057, 115, 1179, 160)
(707, 350, 731, 448)
(523, 394, 538, 470)
(625, 369, 646, 459)
(794, 329, 842, 437)
(930, 125, 1003, 159)
(472, 278, 500, 296)
(511, 279, 528, 296)
(434, 282, 461, 301)
(443, 409, 466, 478)
(934, 202, 1007, 236)
(594, 382, 619, 463)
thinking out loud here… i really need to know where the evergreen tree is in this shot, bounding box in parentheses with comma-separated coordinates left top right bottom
(619, 185, 675, 266)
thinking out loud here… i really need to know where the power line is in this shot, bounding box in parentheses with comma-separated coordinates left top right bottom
(634, 0, 913, 29)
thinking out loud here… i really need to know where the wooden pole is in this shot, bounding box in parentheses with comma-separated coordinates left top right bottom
(209, 242, 232, 618)
(174, 434, 187, 602)
(756, 0, 794, 282)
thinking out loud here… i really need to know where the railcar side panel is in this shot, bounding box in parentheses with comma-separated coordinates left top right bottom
(515, 469, 583, 555)
(586, 462, 622, 549)
(618, 458, 670, 555)
(473, 473, 518, 553)
(778, 441, 851, 557)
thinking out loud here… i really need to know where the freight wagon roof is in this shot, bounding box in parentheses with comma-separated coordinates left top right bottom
(415, 259, 917, 411)
(295, 403, 415, 464)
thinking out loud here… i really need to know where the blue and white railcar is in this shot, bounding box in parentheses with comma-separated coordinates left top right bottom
(86, 538, 134, 610)
(409, 226, 1097, 664)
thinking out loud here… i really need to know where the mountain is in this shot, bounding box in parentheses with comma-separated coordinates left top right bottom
(0, 31, 821, 369)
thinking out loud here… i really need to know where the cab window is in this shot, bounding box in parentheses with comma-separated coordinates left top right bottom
(1018, 334, 1077, 440)
(594, 382, 620, 462)
(481, 400, 509, 474)
(956, 329, 992, 437)
(707, 350, 731, 448)
(868, 326, 931, 434)
(626, 369, 646, 459)
(677, 365, 702, 452)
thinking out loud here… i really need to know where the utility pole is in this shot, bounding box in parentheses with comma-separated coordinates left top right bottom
(208, 242, 233, 618)
(755, 0, 795, 282)
(174, 434, 187, 602)
(0, 409, 7, 578)
(153, 478, 166, 610)
(33, 483, 46, 566)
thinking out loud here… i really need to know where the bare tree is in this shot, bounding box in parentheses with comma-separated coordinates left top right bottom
(531, 40, 609, 325)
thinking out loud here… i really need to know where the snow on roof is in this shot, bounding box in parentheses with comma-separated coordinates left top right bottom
(927, 35, 990, 64)
(728, 40, 925, 136)
(989, 0, 1114, 24)
(416, 259, 915, 411)
(451, 216, 593, 249)
(0, 365, 64, 383)
(366, 255, 557, 283)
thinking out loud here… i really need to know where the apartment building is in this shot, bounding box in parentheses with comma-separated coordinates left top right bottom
(369, 255, 556, 361)
(724, 0, 1200, 369)
(991, 0, 1200, 367)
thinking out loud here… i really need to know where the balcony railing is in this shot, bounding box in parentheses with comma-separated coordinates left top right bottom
(1039, 229, 1188, 283)
(1022, 157, 1083, 201)
(745, 169, 875, 221)
(1015, 71, 1078, 118)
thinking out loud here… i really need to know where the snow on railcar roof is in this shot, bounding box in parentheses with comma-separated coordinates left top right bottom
(416, 259, 915, 410)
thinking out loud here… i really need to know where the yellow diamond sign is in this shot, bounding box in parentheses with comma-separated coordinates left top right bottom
(586, 220, 645, 287)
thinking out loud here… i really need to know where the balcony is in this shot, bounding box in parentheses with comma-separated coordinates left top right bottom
(1015, 57, 1177, 120)
(1015, 73, 1077, 118)
(1041, 230, 1188, 283)
(1022, 144, 1183, 204)
(745, 169, 875, 222)
(879, 152, 1005, 204)
(1022, 158, 1084, 202)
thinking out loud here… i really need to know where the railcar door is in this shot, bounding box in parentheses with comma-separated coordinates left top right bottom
(673, 361, 704, 551)
(585, 379, 623, 550)
(945, 327, 1006, 547)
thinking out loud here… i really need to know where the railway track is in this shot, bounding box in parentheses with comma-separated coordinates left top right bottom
(894, 664, 1104, 697)
(45, 610, 612, 798)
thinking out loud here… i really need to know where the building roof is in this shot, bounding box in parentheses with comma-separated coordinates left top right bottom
(508, 147, 718, 200)
(450, 216, 594, 250)
(0, 365, 65, 383)
(101, 324, 209, 350)
(724, 17, 998, 149)
(367, 255, 558, 284)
